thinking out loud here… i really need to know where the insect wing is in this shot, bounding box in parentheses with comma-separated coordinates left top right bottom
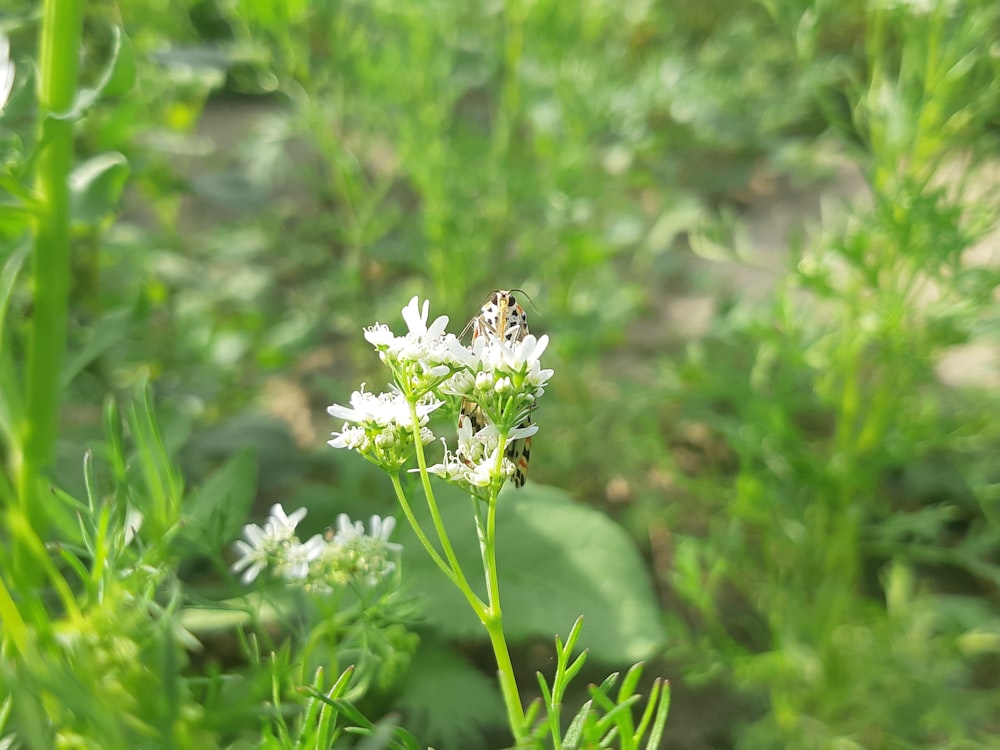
(459, 290, 534, 487)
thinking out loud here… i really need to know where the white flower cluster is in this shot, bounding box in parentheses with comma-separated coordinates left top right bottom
(231, 504, 401, 589)
(328, 385, 439, 470)
(443, 332, 553, 433)
(425, 421, 537, 487)
(328, 295, 554, 491)
(363, 297, 474, 398)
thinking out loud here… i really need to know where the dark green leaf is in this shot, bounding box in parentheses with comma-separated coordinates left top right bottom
(181, 448, 258, 553)
(395, 639, 505, 749)
(61, 304, 136, 387)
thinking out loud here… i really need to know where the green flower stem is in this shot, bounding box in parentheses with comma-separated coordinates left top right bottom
(18, 0, 84, 526)
(406, 401, 485, 613)
(483, 606, 528, 743)
(388, 472, 465, 593)
(479, 479, 528, 742)
(405, 403, 527, 741)
(476, 429, 527, 741)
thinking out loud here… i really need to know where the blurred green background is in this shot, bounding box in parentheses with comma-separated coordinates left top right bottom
(3, 0, 1000, 746)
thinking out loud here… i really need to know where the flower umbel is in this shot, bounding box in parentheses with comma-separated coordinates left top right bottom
(327, 385, 439, 470)
(231, 504, 401, 589)
(363, 296, 473, 398)
(336, 294, 554, 491)
(450, 333, 553, 433)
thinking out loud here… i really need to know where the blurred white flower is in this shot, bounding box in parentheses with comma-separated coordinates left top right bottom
(232, 505, 402, 589)
(231, 523, 272, 584)
(231, 503, 307, 583)
(265, 503, 307, 539)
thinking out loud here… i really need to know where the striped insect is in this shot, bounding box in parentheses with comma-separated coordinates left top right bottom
(459, 290, 533, 487)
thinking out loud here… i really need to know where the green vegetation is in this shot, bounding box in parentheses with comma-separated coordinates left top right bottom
(1, 0, 998, 747)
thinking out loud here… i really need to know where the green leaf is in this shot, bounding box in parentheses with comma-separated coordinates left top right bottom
(61, 304, 136, 387)
(102, 28, 136, 96)
(51, 27, 135, 121)
(398, 484, 665, 662)
(70, 151, 129, 226)
(641, 680, 670, 750)
(0, 242, 28, 446)
(0, 242, 28, 351)
(180, 448, 258, 553)
(395, 639, 506, 749)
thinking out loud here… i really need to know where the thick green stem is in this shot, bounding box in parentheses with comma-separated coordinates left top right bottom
(484, 611, 528, 742)
(18, 0, 84, 525)
(480, 489, 527, 741)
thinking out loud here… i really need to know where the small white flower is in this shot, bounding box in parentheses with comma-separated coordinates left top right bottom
(328, 424, 368, 450)
(231, 525, 270, 584)
(423, 422, 527, 490)
(424, 437, 465, 479)
(329, 513, 403, 585)
(230, 503, 307, 584)
(441, 370, 475, 397)
(363, 323, 396, 348)
(401, 296, 449, 341)
(479, 334, 551, 375)
(275, 539, 312, 581)
(362, 299, 473, 392)
(265, 503, 307, 538)
(465, 446, 510, 487)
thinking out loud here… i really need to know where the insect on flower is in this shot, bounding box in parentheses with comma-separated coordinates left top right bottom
(460, 290, 534, 487)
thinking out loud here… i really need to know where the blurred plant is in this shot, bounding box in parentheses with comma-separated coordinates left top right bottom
(0, 5, 418, 748)
(663, 0, 1000, 747)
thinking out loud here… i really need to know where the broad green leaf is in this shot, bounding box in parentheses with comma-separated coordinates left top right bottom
(69, 151, 129, 226)
(398, 484, 665, 662)
(181, 447, 258, 553)
(102, 28, 136, 97)
(395, 639, 505, 749)
(180, 592, 282, 633)
(51, 27, 135, 121)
